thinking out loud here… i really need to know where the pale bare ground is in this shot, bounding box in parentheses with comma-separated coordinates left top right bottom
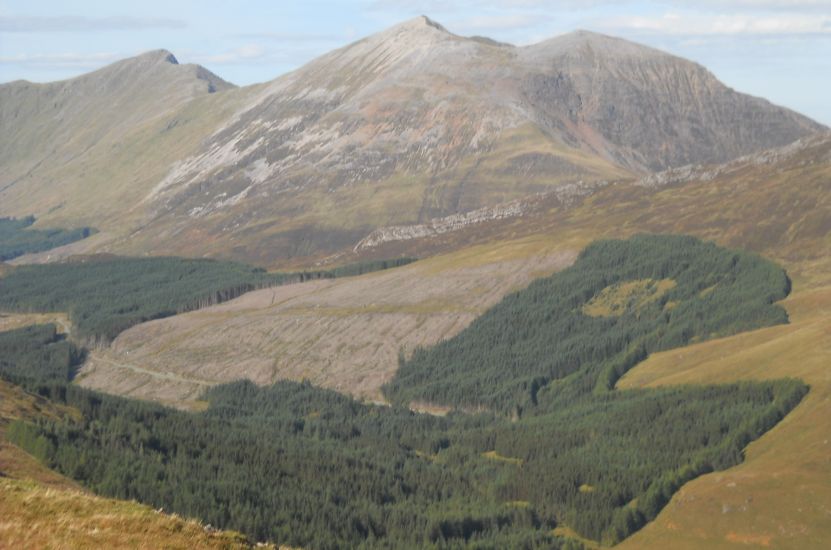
(78, 244, 577, 405)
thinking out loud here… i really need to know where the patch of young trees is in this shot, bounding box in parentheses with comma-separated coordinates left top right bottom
(0, 216, 94, 261)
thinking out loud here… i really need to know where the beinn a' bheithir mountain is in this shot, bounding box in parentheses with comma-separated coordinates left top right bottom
(1, 13, 830, 550)
(0, 16, 824, 265)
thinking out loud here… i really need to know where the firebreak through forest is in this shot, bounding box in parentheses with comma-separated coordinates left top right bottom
(1, 235, 807, 549)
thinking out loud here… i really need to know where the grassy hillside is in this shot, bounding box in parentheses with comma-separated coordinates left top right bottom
(614, 285, 831, 549)
(0, 50, 242, 236)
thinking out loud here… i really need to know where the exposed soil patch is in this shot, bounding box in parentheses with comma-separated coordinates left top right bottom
(78, 249, 577, 404)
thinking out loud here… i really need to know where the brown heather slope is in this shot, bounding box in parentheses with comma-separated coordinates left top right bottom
(1, 17, 823, 264)
(0, 376, 281, 549)
(355, 134, 831, 290)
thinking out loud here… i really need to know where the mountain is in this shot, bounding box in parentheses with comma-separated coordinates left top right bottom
(0, 16, 824, 264)
(0, 50, 242, 236)
(518, 30, 822, 170)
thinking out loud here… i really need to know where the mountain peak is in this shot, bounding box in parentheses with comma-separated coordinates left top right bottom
(98, 49, 234, 93)
(419, 15, 448, 32)
(133, 49, 179, 65)
(376, 15, 454, 42)
(522, 29, 669, 61)
(398, 15, 449, 33)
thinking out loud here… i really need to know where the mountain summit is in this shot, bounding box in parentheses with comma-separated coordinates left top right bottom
(0, 18, 825, 264)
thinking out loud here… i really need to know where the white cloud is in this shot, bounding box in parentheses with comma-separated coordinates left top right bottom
(0, 15, 186, 33)
(454, 13, 547, 32)
(692, 0, 831, 9)
(231, 32, 344, 43)
(193, 44, 267, 65)
(369, 0, 831, 11)
(598, 12, 831, 36)
(0, 51, 121, 69)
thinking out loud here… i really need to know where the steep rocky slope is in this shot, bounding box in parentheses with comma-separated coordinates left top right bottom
(1, 17, 823, 264)
(517, 31, 821, 170)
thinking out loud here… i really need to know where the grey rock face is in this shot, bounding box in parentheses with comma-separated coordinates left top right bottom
(150, 19, 822, 220)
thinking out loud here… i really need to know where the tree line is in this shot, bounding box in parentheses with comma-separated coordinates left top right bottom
(0, 215, 94, 261)
(0, 255, 414, 344)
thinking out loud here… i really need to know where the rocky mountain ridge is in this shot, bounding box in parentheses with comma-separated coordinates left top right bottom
(0, 16, 824, 264)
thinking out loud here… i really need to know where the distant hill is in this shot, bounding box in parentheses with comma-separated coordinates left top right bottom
(0, 16, 824, 264)
(0, 49, 244, 246)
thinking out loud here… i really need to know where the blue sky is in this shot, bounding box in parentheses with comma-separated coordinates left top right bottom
(1, 1, 829, 124)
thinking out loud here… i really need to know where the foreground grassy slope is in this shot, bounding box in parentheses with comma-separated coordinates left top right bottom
(0, 478, 256, 550)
